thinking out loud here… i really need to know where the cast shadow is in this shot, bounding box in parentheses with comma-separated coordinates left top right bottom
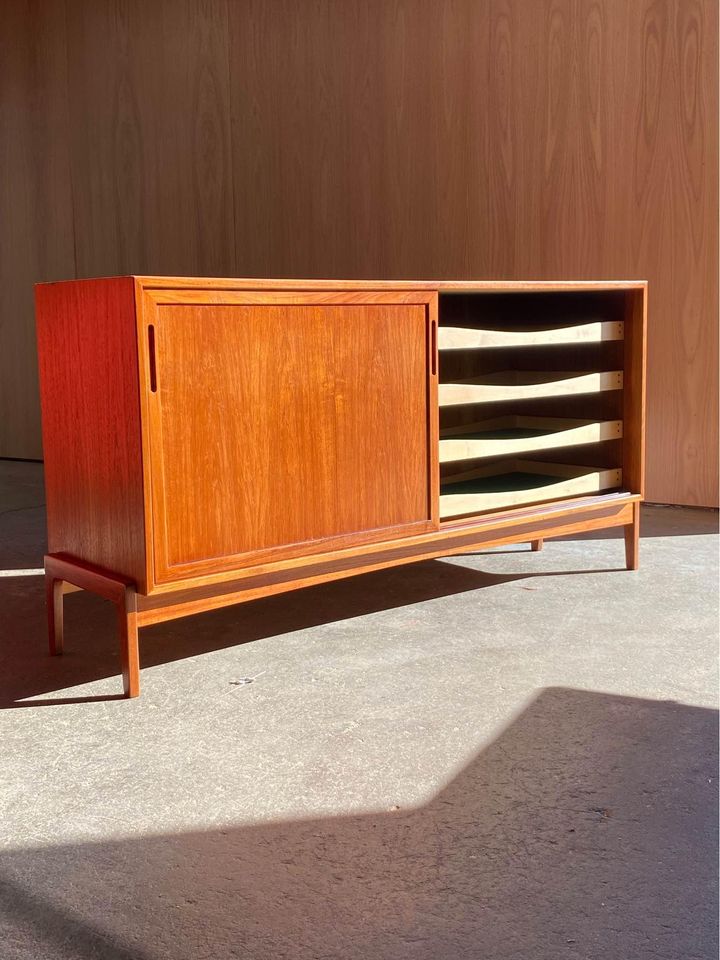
(1, 687, 716, 959)
(0, 493, 710, 707)
(0, 550, 624, 708)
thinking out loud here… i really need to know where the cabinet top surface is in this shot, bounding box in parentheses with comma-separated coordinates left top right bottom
(36, 276, 648, 292)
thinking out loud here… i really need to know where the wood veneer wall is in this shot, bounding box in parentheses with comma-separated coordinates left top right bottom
(1, 0, 717, 506)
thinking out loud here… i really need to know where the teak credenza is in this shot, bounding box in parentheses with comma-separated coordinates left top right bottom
(35, 277, 646, 697)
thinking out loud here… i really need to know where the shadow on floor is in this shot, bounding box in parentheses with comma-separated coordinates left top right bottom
(1, 687, 717, 959)
(0, 541, 627, 707)
(0, 493, 710, 706)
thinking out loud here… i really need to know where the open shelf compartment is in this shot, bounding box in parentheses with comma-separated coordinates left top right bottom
(439, 459, 623, 519)
(439, 416, 623, 463)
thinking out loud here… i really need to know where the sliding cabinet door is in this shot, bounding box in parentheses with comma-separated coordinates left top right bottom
(139, 290, 438, 586)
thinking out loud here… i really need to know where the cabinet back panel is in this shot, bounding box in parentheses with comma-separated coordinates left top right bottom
(148, 303, 433, 579)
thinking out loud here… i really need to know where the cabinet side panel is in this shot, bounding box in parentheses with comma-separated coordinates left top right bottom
(35, 277, 147, 589)
(622, 287, 647, 497)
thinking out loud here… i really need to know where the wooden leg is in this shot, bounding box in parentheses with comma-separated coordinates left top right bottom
(531, 539, 544, 552)
(46, 571, 64, 655)
(624, 502, 640, 570)
(118, 586, 140, 699)
(44, 554, 141, 698)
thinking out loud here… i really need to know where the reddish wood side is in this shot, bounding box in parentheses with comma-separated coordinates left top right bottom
(35, 277, 148, 591)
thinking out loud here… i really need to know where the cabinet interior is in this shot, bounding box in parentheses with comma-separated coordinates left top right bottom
(437, 290, 630, 520)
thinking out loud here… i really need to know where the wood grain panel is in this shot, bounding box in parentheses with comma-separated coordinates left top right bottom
(2, 1, 717, 506)
(625, 0, 718, 505)
(63, 0, 235, 278)
(144, 299, 434, 582)
(229, 0, 351, 278)
(0, 1, 75, 459)
(35, 278, 148, 590)
(225, 0, 717, 505)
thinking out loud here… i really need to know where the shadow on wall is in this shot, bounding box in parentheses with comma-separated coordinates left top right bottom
(1, 687, 717, 959)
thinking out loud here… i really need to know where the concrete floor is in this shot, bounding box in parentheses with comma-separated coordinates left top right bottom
(0, 459, 717, 960)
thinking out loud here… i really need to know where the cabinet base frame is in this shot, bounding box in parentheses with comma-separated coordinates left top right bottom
(44, 498, 641, 699)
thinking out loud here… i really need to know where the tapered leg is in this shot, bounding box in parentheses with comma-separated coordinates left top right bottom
(531, 539, 544, 552)
(46, 572, 64, 655)
(118, 587, 140, 698)
(624, 502, 640, 570)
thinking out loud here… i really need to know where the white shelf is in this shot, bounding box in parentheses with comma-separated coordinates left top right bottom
(439, 460, 623, 519)
(438, 319, 624, 350)
(439, 416, 623, 463)
(438, 370, 623, 406)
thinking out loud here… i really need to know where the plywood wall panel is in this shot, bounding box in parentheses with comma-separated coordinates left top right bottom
(0, 1, 75, 459)
(0, 0, 717, 505)
(608, 0, 719, 505)
(64, 0, 235, 278)
(227, 0, 717, 505)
